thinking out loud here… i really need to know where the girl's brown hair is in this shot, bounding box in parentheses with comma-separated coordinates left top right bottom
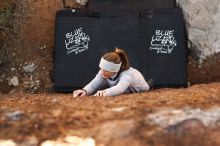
(102, 47, 130, 72)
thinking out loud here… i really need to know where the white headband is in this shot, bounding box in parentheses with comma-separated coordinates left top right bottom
(99, 57, 122, 72)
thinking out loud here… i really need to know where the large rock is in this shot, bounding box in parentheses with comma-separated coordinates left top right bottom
(176, 0, 220, 62)
(146, 107, 220, 128)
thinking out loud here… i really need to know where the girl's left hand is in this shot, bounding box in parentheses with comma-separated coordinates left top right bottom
(94, 90, 107, 97)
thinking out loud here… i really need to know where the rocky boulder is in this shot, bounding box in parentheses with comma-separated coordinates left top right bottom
(176, 0, 220, 62)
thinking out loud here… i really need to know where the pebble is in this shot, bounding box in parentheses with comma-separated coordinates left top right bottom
(11, 68, 16, 71)
(9, 76, 19, 86)
(41, 136, 95, 146)
(30, 75, 33, 81)
(0, 140, 16, 146)
(23, 63, 37, 73)
(6, 111, 25, 121)
(110, 107, 127, 112)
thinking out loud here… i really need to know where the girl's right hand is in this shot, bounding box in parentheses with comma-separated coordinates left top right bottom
(94, 90, 107, 97)
(73, 89, 87, 97)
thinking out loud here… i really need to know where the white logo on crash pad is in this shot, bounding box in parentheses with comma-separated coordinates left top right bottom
(150, 30, 177, 54)
(65, 27, 90, 55)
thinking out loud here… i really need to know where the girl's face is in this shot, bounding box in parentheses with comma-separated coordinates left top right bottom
(100, 69, 117, 79)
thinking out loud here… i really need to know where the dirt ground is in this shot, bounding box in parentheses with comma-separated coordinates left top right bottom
(0, 0, 220, 94)
(0, 82, 220, 146)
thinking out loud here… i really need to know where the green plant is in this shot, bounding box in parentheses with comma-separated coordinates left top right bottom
(0, 8, 11, 25)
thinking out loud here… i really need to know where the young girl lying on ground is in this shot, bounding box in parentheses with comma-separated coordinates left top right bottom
(73, 48, 152, 97)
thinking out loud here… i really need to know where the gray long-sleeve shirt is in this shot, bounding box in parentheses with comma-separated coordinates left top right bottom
(83, 67, 149, 96)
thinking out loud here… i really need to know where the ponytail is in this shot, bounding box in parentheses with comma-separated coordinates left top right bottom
(114, 48, 130, 72)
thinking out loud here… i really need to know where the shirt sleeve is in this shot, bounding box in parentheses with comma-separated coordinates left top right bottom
(104, 74, 133, 96)
(83, 70, 108, 95)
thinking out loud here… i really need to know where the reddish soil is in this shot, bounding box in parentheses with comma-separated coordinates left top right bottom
(0, 82, 220, 146)
(0, 0, 220, 94)
(188, 54, 220, 85)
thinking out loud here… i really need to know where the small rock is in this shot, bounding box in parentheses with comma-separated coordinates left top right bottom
(23, 63, 37, 73)
(6, 111, 25, 121)
(30, 75, 33, 81)
(52, 98, 59, 102)
(187, 81, 191, 87)
(11, 68, 16, 71)
(0, 140, 16, 146)
(41, 136, 95, 146)
(65, 136, 95, 146)
(36, 80, 40, 83)
(40, 45, 46, 50)
(110, 107, 127, 112)
(9, 76, 19, 86)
